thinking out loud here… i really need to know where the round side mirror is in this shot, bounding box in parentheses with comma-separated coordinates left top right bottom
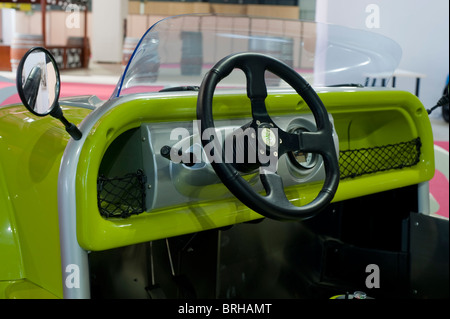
(16, 47, 82, 140)
(16, 47, 60, 117)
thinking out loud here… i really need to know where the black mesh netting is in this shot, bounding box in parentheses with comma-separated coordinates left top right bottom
(96, 139, 422, 218)
(97, 169, 147, 218)
(339, 137, 422, 180)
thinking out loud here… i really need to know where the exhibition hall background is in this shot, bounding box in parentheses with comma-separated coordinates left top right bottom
(0, 0, 448, 108)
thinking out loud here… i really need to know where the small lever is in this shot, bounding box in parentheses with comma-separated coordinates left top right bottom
(160, 145, 174, 160)
(160, 145, 197, 167)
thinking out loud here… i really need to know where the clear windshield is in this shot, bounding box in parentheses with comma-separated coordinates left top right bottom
(113, 13, 402, 98)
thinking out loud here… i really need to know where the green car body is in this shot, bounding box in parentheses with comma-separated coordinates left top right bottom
(0, 89, 436, 298)
(0, 14, 446, 299)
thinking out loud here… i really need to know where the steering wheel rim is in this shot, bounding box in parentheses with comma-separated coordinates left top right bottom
(197, 52, 339, 221)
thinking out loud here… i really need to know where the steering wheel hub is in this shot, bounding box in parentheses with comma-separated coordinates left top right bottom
(260, 126, 277, 147)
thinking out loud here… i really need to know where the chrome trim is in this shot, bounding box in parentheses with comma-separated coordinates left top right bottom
(58, 95, 141, 299)
(418, 181, 430, 215)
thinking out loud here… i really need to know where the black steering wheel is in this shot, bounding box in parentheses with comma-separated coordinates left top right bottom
(197, 52, 339, 220)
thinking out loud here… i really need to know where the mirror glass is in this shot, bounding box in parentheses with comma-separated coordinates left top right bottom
(17, 48, 60, 116)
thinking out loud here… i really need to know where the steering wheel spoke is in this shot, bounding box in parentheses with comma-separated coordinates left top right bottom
(298, 130, 331, 154)
(240, 62, 273, 124)
(240, 59, 269, 101)
(250, 99, 272, 124)
(259, 171, 292, 209)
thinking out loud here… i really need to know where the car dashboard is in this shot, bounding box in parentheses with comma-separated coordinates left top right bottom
(72, 88, 434, 251)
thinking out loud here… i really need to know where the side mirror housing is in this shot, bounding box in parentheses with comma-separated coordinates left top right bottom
(16, 47, 82, 140)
